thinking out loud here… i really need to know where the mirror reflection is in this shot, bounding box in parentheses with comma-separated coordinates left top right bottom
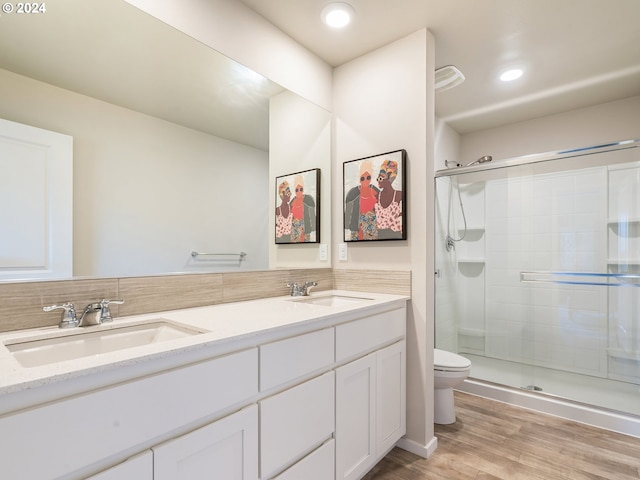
(0, 0, 331, 279)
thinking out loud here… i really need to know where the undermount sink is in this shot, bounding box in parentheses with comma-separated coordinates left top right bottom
(5, 320, 205, 368)
(290, 294, 373, 307)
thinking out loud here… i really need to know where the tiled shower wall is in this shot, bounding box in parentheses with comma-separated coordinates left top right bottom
(484, 167, 609, 378)
(0, 268, 411, 333)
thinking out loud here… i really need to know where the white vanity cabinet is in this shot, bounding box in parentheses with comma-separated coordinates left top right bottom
(86, 451, 153, 480)
(335, 308, 407, 480)
(154, 405, 259, 480)
(0, 295, 408, 480)
(0, 348, 259, 480)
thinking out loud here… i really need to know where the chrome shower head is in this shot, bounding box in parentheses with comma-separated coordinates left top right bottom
(464, 155, 492, 167)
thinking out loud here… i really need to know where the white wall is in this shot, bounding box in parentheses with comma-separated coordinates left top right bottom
(435, 117, 461, 170)
(333, 29, 437, 457)
(125, 0, 332, 112)
(0, 68, 268, 277)
(269, 91, 332, 268)
(460, 95, 640, 163)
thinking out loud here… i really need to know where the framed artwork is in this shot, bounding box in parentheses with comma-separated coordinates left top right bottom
(275, 168, 321, 244)
(343, 149, 406, 242)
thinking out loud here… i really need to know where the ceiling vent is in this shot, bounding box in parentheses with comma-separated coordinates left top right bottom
(435, 65, 465, 93)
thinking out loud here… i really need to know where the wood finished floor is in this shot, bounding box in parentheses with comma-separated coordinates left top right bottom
(363, 391, 640, 480)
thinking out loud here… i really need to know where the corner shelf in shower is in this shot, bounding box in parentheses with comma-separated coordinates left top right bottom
(457, 258, 485, 264)
(607, 218, 640, 225)
(457, 327, 485, 337)
(607, 259, 640, 265)
(607, 348, 640, 361)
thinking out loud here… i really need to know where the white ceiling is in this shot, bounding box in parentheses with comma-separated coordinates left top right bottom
(2, 0, 638, 141)
(239, 0, 640, 133)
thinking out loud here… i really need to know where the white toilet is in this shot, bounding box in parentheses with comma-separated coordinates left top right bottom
(434, 349, 471, 424)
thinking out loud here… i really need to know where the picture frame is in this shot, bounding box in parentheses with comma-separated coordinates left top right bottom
(275, 168, 321, 244)
(343, 149, 406, 242)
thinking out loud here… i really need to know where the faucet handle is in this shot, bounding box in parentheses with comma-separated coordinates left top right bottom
(287, 282, 302, 296)
(98, 299, 124, 323)
(43, 302, 79, 329)
(304, 281, 318, 295)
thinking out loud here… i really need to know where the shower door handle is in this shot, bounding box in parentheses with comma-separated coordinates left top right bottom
(520, 271, 640, 287)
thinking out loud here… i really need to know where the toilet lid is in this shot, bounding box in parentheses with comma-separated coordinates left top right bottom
(434, 349, 471, 370)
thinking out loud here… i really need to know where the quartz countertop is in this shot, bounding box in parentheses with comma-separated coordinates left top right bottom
(0, 290, 408, 404)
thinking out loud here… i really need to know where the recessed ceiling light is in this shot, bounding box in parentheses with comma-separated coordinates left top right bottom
(321, 2, 355, 28)
(499, 68, 523, 82)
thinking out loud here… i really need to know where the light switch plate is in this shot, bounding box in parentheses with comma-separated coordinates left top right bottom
(319, 243, 328, 261)
(338, 243, 348, 261)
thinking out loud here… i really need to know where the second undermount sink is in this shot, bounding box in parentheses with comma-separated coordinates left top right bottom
(290, 294, 374, 307)
(5, 320, 205, 368)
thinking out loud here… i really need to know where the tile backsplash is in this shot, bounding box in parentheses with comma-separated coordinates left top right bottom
(0, 268, 410, 333)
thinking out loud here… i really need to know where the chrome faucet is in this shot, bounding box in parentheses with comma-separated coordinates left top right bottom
(43, 299, 124, 328)
(43, 302, 78, 329)
(287, 281, 318, 296)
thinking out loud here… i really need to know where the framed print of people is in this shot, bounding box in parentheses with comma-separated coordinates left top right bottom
(343, 150, 406, 241)
(275, 168, 320, 244)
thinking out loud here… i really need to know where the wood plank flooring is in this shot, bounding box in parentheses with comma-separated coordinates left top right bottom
(363, 391, 640, 479)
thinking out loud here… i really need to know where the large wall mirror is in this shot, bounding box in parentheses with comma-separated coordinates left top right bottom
(0, 0, 331, 280)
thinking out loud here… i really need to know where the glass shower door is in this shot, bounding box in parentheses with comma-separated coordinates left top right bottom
(434, 142, 640, 416)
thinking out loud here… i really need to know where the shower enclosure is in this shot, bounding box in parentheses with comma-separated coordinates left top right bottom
(435, 140, 640, 430)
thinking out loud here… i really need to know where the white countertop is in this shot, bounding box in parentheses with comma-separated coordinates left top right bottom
(0, 290, 408, 404)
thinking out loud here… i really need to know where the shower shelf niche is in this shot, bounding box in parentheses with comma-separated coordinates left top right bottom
(608, 218, 640, 224)
(457, 225, 486, 266)
(607, 259, 640, 265)
(458, 258, 485, 264)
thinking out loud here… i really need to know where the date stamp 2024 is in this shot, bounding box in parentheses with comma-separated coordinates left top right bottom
(1, 2, 46, 14)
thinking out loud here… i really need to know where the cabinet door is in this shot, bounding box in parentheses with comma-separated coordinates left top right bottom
(376, 341, 406, 454)
(153, 405, 258, 480)
(86, 451, 153, 480)
(335, 352, 376, 480)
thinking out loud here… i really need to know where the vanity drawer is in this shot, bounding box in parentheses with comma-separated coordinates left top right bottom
(260, 328, 334, 391)
(335, 307, 406, 362)
(272, 439, 335, 480)
(260, 371, 335, 478)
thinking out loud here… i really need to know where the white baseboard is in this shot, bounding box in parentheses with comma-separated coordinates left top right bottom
(395, 435, 438, 459)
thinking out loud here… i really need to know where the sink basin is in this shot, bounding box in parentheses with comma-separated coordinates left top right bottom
(290, 294, 373, 307)
(5, 320, 205, 368)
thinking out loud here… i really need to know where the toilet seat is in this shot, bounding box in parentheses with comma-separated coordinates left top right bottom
(434, 349, 471, 372)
